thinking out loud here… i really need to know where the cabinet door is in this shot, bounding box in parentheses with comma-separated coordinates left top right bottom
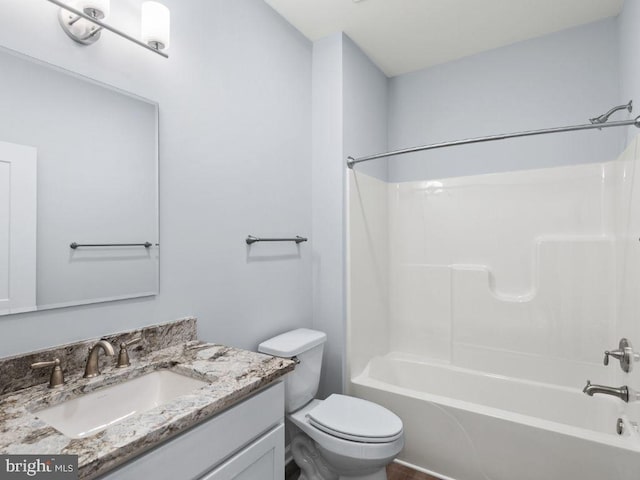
(200, 424, 284, 480)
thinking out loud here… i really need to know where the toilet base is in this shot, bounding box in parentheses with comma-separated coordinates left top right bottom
(292, 433, 389, 480)
(292, 434, 338, 480)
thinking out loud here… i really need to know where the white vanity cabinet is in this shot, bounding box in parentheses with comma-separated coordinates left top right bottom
(97, 381, 284, 480)
(199, 423, 283, 480)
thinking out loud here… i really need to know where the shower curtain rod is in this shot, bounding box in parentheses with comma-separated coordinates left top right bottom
(346, 116, 640, 169)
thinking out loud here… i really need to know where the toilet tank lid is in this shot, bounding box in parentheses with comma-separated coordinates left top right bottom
(258, 328, 327, 357)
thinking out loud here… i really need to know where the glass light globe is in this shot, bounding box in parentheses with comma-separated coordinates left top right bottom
(141, 2, 170, 51)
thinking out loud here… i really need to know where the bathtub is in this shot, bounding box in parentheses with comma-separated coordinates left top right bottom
(350, 353, 640, 480)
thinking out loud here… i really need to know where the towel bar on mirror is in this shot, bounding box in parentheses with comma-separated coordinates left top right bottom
(70, 242, 153, 249)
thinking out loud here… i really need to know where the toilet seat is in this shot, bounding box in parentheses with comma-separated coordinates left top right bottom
(306, 394, 403, 443)
(289, 400, 405, 462)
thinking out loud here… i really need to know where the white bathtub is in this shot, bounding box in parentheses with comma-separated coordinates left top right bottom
(350, 353, 640, 480)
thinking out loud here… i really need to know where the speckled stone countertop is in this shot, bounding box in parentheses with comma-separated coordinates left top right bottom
(0, 340, 294, 479)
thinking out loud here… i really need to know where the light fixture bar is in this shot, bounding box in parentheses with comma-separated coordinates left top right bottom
(46, 0, 169, 58)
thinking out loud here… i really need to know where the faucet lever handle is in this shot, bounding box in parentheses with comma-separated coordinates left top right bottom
(31, 358, 60, 369)
(604, 350, 624, 366)
(116, 337, 141, 368)
(604, 339, 640, 372)
(122, 336, 142, 349)
(31, 358, 65, 388)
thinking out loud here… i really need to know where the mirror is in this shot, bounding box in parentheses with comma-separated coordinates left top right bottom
(0, 47, 159, 315)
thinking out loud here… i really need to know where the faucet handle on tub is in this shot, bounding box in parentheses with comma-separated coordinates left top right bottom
(604, 351, 618, 365)
(604, 338, 640, 373)
(116, 336, 142, 368)
(31, 358, 65, 389)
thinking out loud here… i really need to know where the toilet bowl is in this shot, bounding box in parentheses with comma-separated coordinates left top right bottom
(258, 329, 404, 480)
(290, 397, 404, 480)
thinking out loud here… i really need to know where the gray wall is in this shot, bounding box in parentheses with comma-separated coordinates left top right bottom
(617, 0, 640, 403)
(0, 0, 313, 357)
(311, 33, 388, 397)
(618, 0, 640, 145)
(388, 18, 624, 183)
(311, 33, 344, 397)
(343, 36, 389, 182)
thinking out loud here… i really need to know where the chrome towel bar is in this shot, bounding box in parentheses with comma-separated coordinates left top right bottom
(246, 236, 308, 245)
(70, 242, 153, 249)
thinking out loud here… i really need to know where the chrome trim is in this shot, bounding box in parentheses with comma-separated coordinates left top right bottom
(70, 242, 153, 249)
(590, 100, 633, 125)
(31, 358, 65, 388)
(84, 340, 115, 378)
(583, 380, 630, 403)
(347, 115, 640, 168)
(246, 236, 308, 245)
(116, 337, 142, 368)
(46, 0, 169, 58)
(604, 338, 640, 373)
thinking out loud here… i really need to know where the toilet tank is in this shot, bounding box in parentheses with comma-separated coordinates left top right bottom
(258, 329, 327, 413)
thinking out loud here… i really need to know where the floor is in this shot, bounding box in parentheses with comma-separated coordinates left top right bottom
(386, 463, 440, 480)
(284, 461, 301, 480)
(285, 462, 439, 480)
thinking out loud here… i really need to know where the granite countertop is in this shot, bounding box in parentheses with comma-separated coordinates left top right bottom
(0, 341, 294, 479)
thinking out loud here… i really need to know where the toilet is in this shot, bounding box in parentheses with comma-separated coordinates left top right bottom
(259, 329, 404, 480)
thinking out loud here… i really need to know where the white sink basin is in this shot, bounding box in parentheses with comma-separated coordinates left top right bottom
(35, 370, 207, 439)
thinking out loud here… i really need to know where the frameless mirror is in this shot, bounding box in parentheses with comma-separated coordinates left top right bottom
(0, 47, 159, 315)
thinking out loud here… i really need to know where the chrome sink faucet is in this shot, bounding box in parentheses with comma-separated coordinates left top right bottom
(583, 380, 637, 403)
(84, 340, 115, 378)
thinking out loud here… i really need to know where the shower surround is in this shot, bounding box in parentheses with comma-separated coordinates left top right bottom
(347, 138, 640, 479)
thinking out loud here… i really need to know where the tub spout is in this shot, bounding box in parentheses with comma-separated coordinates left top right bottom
(583, 380, 631, 402)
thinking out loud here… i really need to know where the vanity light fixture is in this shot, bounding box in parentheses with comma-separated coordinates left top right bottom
(47, 0, 170, 58)
(141, 2, 170, 52)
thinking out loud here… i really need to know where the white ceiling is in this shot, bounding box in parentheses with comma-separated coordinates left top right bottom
(265, 0, 624, 77)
